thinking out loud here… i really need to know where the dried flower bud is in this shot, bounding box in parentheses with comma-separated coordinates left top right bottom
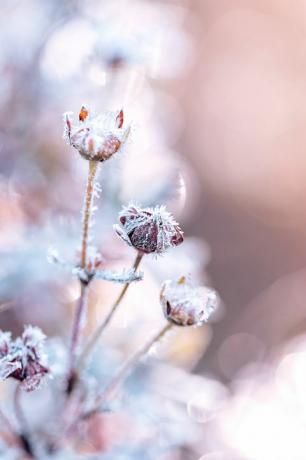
(160, 276, 219, 326)
(63, 107, 130, 162)
(0, 326, 49, 391)
(114, 203, 184, 255)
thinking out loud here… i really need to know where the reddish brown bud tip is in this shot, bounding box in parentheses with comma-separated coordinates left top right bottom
(116, 110, 124, 128)
(79, 106, 89, 122)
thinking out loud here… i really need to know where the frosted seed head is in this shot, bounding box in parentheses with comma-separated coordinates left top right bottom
(160, 276, 219, 327)
(63, 107, 130, 162)
(115, 202, 184, 255)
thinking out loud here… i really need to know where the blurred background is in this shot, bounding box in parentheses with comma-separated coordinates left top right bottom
(2, 0, 306, 458)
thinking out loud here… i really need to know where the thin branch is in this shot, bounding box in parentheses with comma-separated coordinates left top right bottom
(77, 251, 144, 371)
(81, 160, 98, 269)
(82, 322, 173, 419)
(67, 160, 98, 387)
(68, 282, 89, 384)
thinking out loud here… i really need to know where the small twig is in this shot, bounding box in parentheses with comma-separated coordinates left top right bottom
(67, 160, 98, 387)
(82, 322, 173, 419)
(81, 160, 98, 269)
(67, 282, 89, 390)
(77, 251, 144, 371)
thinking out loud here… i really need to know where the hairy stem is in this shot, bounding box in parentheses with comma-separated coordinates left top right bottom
(67, 160, 98, 386)
(81, 160, 98, 269)
(77, 251, 143, 371)
(82, 322, 172, 419)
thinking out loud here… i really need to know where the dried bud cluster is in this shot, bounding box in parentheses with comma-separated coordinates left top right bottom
(63, 106, 130, 162)
(114, 203, 184, 255)
(0, 325, 49, 391)
(160, 276, 219, 327)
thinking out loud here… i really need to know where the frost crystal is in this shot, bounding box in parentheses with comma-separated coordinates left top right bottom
(114, 202, 184, 255)
(63, 106, 130, 162)
(160, 276, 219, 327)
(94, 267, 143, 283)
(0, 325, 49, 391)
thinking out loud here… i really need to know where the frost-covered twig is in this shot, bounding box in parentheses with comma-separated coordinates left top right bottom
(94, 267, 143, 283)
(67, 160, 98, 386)
(77, 251, 143, 371)
(82, 322, 173, 419)
(68, 283, 89, 390)
(80, 161, 98, 270)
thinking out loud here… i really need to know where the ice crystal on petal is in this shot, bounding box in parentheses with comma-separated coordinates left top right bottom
(115, 202, 184, 255)
(63, 107, 130, 162)
(160, 276, 219, 326)
(94, 268, 143, 283)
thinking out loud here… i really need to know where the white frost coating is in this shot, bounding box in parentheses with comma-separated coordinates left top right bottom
(115, 202, 184, 255)
(160, 277, 219, 327)
(94, 268, 143, 283)
(0, 325, 49, 390)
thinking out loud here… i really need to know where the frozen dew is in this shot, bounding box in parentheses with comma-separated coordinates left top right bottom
(94, 267, 143, 283)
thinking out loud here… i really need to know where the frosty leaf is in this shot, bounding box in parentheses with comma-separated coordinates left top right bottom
(94, 268, 143, 283)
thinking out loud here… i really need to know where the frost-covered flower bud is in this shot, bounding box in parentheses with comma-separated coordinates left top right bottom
(0, 326, 49, 391)
(63, 106, 130, 162)
(160, 276, 219, 326)
(114, 203, 184, 255)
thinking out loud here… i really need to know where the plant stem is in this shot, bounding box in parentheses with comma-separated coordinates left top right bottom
(68, 282, 89, 386)
(81, 160, 98, 269)
(68, 160, 98, 386)
(77, 251, 144, 371)
(82, 322, 172, 419)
